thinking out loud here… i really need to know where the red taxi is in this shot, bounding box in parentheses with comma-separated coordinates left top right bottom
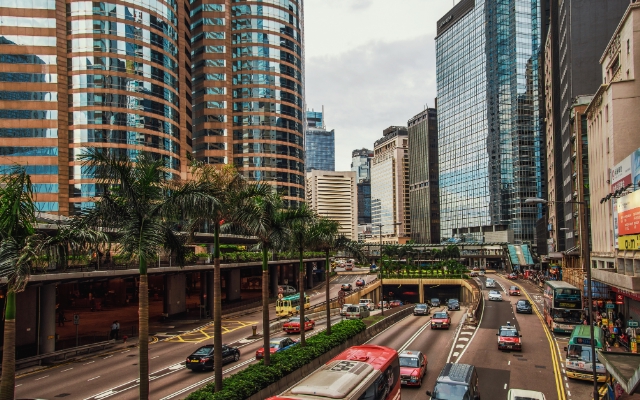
(399, 350, 427, 387)
(507, 273, 518, 280)
(431, 311, 451, 330)
(497, 324, 522, 351)
(508, 286, 521, 296)
(256, 337, 297, 359)
(283, 316, 315, 333)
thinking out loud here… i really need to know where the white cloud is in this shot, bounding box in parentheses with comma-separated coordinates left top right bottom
(304, 0, 454, 170)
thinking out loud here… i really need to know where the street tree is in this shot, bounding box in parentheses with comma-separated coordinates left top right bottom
(311, 217, 341, 335)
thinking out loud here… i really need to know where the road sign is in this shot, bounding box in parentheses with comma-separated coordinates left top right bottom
(629, 321, 639, 327)
(606, 302, 615, 309)
(73, 314, 80, 325)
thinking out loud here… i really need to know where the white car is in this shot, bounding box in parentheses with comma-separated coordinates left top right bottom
(485, 279, 496, 288)
(488, 290, 503, 301)
(507, 389, 546, 400)
(359, 299, 375, 311)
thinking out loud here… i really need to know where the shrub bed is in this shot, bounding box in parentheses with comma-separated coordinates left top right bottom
(186, 319, 366, 400)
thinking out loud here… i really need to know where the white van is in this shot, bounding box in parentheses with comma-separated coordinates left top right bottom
(485, 279, 496, 288)
(345, 305, 370, 319)
(359, 299, 375, 311)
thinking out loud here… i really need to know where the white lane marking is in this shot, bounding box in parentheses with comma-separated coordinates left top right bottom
(103, 355, 113, 359)
(398, 319, 432, 353)
(15, 384, 22, 387)
(151, 356, 159, 359)
(88, 376, 101, 381)
(453, 352, 459, 357)
(458, 337, 469, 342)
(365, 313, 413, 344)
(121, 350, 130, 353)
(35, 375, 49, 381)
(83, 361, 95, 365)
(455, 344, 465, 348)
(454, 298, 485, 363)
(508, 360, 511, 365)
(568, 391, 571, 396)
(61, 368, 73, 372)
(460, 331, 473, 335)
(504, 383, 507, 389)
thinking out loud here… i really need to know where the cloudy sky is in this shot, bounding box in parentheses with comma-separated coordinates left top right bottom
(304, 0, 456, 171)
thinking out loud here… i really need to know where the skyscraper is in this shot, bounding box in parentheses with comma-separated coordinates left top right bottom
(351, 148, 373, 225)
(306, 170, 357, 241)
(408, 108, 440, 244)
(191, 1, 306, 206)
(304, 108, 335, 172)
(0, 0, 306, 212)
(371, 126, 410, 241)
(435, 0, 544, 243)
(0, 0, 192, 215)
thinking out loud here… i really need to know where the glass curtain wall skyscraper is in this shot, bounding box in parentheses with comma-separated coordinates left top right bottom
(436, 0, 544, 243)
(352, 148, 373, 224)
(304, 108, 335, 172)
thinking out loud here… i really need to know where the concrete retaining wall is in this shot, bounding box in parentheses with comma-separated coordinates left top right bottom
(247, 307, 414, 400)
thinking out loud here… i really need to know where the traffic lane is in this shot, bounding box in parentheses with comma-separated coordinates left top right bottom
(401, 309, 467, 399)
(460, 275, 559, 400)
(82, 315, 345, 400)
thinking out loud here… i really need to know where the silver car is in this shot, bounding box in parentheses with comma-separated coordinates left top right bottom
(488, 290, 503, 301)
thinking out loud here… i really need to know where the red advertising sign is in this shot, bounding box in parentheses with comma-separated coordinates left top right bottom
(618, 191, 640, 235)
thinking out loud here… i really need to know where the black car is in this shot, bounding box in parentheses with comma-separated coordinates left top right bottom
(430, 298, 441, 307)
(516, 299, 533, 314)
(447, 299, 460, 311)
(413, 303, 430, 316)
(186, 344, 240, 371)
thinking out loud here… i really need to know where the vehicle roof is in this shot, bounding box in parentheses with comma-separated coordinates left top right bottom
(288, 359, 377, 398)
(517, 299, 531, 303)
(507, 388, 546, 399)
(500, 325, 518, 331)
(281, 294, 308, 301)
(330, 345, 398, 372)
(271, 337, 288, 342)
(399, 350, 422, 357)
(510, 286, 519, 289)
(489, 290, 500, 294)
(571, 325, 604, 345)
(544, 281, 579, 290)
(437, 363, 474, 384)
(415, 303, 428, 306)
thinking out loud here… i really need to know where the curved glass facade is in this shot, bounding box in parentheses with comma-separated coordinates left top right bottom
(67, 0, 188, 213)
(191, 0, 305, 205)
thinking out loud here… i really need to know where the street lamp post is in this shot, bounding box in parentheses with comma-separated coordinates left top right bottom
(526, 197, 597, 400)
(374, 222, 401, 316)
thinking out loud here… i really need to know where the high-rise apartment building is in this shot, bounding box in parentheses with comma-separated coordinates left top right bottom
(544, 0, 628, 256)
(371, 126, 410, 242)
(435, 0, 544, 243)
(306, 170, 357, 241)
(304, 108, 334, 172)
(191, 1, 306, 206)
(408, 108, 440, 244)
(0, 0, 192, 215)
(0, 0, 306, 212)
(351, 148, 373, 225)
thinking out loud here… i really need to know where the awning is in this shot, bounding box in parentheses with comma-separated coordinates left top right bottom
(548, 252, 564, 260)
(597, 350, 640, 394)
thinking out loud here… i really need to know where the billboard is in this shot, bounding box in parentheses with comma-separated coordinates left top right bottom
(611, 147, 640, 247)
(619, 234, 640, 251)
(618, 190, 640, 236)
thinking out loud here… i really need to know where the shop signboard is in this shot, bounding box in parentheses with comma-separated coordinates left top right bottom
(618, 190, 640, 235)
(611, 148, 640, 247)
(619, 234, 640, 250)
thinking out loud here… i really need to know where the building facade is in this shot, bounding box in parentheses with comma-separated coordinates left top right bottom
(435, 0, 544, 243)
(1, 0, 193, 215)
(305, 170, 357, 241)
(304, 128, 335, 172)
(0, 0, 306, 213)
(371, 126, 410, 240)
(408, 108, 440, 244)
(587, 3, 640, 300)
(191, 0, 306, 206)
(351, 148, 373, 225)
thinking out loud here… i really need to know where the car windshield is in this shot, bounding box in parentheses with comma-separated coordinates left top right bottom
(347, 306, 359, 312)
(551, 309, 582, 323)
(510, 287, 518, 290)
(517, 300, 530, 306)
(431, 298, 439, 303)
(399, 357, 420, 368)
(433, 382, 469, 399)
(288, 318, 300, 323)
(499, 329, 519, 337)
(269, 341, 284, 348)
(415, 304, 427, 309)
(567, 345, 600, 362)
(193, 347, 212, 355)
(434, 312, 448, 319)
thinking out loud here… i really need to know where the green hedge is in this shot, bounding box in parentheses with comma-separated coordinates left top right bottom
(186, 319, 366, 400)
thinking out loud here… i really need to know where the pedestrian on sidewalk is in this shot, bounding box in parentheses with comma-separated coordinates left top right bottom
(110, 321, 117, 340)
(115, 320, 120, 340)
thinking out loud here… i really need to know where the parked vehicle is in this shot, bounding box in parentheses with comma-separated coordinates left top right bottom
(377, 300, 390, 309)
(389, 299, 403, 307)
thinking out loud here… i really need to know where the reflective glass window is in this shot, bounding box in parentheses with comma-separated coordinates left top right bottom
(69, 74, 178, 106)
(32, 184, 59, 193)
(0, 165, 58, 175)
(0, 128, 58, 138)
(68, 20, 178, 54)
(231, 18, 299, 42)
(191, 18, 225, 29)
(1, 0, 56, 10)
(70, 93, 180, 123)
(35, 202, 59, 212)
(190, 3, 225, 16)
(70, 111, 180, 138)
(231, 5, 298, 28)
(192, 59, 226, 69)
(0, 110, 58, 119)
(70, 147, 180, 170)
(232, 46, 301, 68)
(0, 16, 56, 28)
(67, 1, 178, 26)
(232, 115, 302, 133)
(0, 35, 56, 47)
(69, 57, 178, 88)
(0, 147, 58, 156)
(192, 87, 227, 97)
(0, 54, 57, 64)
(71, 129, 180, 154)
(68, 39, 178, 72)
(0, 73, 57, 83)
(0, 92, 57, 101)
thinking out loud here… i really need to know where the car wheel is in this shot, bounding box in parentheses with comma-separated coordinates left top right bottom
(234, 352, 240, 362)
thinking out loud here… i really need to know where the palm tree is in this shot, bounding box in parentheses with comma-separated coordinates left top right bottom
(311, 217, 341, 335)
(188, 163, 264, 390)
(287, 204, 316, 346)
(79, 150, 212, 399)
(228, 191, 298, 365)
(0, 168, 107, 400)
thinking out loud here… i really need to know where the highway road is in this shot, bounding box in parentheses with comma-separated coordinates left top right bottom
(14, 273, 375, 400)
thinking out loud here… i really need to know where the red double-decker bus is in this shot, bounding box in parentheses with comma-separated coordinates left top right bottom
(267, 345, 400, 400)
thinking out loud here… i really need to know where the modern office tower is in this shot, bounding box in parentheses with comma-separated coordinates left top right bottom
(545, 0, 628, 256)
(191, 1, 306, 207)
(408, 108, 440, 244)
(435, 0, 544, 243)
(351, 148, 373, 225)
(304, 108, 335, 172)
(351, 148, 373, 182)
(0, 0, 192, 215)
(306, 170, 357, 241)
(371, 126, 410, 242)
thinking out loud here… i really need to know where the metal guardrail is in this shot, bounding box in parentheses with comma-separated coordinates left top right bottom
(2, 339, 116, 371)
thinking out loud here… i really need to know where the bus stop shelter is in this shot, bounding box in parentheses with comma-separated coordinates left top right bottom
(597, 350, 640, 395)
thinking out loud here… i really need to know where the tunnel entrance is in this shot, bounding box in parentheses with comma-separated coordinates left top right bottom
(423, 284, 462, 304)
(384, 284, 419, 305)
